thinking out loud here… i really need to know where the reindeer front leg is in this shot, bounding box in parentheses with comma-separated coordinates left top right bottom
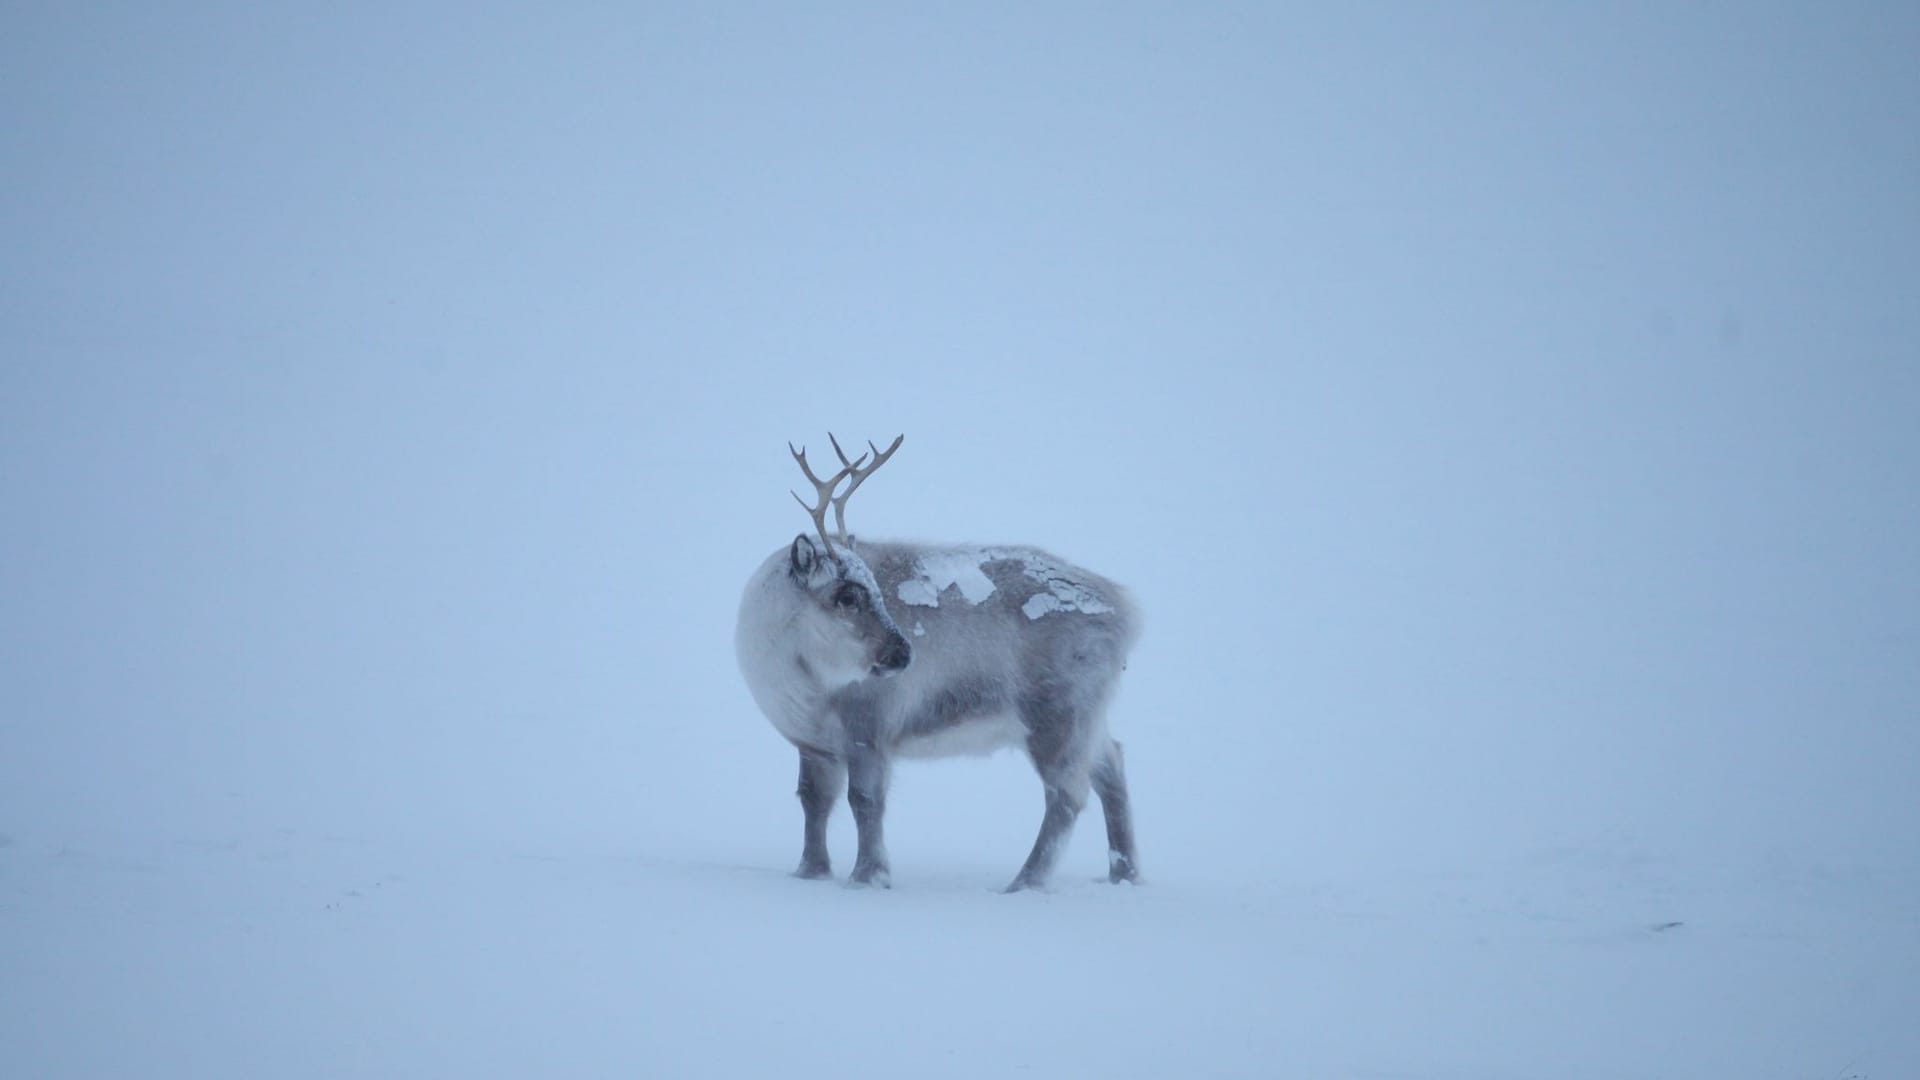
(844, 736, 893, 888)
(794, 748, 844, 879)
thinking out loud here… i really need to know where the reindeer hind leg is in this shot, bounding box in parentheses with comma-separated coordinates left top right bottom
(1007, 691, 1094, 892)
(1090, 737, 1140, 883)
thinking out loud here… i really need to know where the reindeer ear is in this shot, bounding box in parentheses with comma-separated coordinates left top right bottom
(789, 534, 818, 579)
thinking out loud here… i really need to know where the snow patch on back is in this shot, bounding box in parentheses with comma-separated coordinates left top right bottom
(895, 545, 1118, 620)
(896, 579, 941, 607)
(1016, 555, 1115, 620)
(896, 551, 999, 608)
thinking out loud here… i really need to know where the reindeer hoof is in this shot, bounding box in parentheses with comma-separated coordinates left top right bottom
(1107, 852, 1140, 884)
(793, 861, 833, 880)
(847, 864, 891, 889)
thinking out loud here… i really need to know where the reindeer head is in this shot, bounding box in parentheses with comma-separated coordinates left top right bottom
(783, 434, 912, 683)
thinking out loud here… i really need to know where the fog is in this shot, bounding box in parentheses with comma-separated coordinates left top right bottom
(4, 5, 1916, 1076)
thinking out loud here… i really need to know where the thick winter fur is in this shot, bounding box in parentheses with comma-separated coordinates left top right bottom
(736, 533, 1141, 891)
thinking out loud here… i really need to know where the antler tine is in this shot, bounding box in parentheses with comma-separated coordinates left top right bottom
(828, 433, 904, 544)
(789, 441, 865, 557)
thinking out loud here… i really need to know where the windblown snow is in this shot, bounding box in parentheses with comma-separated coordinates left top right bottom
(5, 5, 1917, 1080)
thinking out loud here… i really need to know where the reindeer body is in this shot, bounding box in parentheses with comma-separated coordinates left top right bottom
(734, 437, 1142, 891)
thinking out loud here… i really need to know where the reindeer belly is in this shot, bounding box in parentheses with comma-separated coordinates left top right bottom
(886, 674, 1023, 759)
(893, 711, 1027, 759)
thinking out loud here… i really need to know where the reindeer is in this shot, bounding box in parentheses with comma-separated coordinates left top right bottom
(735, 434, 1141, 891)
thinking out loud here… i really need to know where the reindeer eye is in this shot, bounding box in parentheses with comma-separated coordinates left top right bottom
(833, 584, 865, 611)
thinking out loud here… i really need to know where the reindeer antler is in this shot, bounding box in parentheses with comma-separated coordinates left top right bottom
(789, 440, 866, 557)
(828, 433, 904, 545)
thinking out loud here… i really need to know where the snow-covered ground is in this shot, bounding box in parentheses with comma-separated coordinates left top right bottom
(5, 810, 1914, 1077)
(5, 5, 1917, 1078)
(5, 670, 1916, 1076)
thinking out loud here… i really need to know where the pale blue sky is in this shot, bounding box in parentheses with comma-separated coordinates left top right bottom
(3, 3, 1916, 874)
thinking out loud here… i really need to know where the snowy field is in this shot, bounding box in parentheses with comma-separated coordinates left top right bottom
(6, 820, 1915, 1078)
(5, 5, 1917, 1078)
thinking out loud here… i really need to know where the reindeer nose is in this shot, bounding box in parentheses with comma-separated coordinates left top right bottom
(876, 634, 912, 674)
